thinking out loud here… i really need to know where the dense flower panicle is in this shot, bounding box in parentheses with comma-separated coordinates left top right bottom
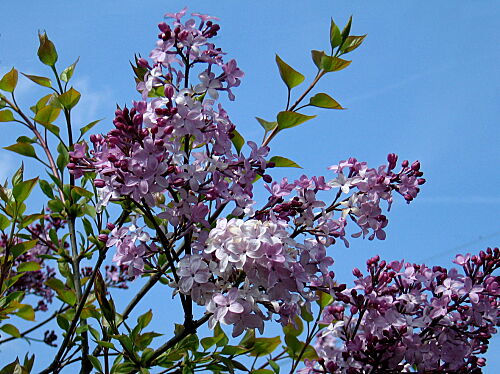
(69, 10, 432, 338)
(305, 248, 500, 373)
(171, 217, 334, 336)
(67, 12, 500, 370)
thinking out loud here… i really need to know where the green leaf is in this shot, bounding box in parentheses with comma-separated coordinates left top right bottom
(46, 279, 77, 306)
(30, 94, 54, 114)
(39, 180, 55, 199)
(17, 261, 42, 272)
(269, 156, 302, 168)
(21, 73, 51, 88)
(200, 336, 216, 350)
(60, 57, 79, 83)
(0, 110, 14, 122)
(0, 323, 21, 338)
(255, 117, 277, 132)
(311, 50, 326, 69)
(58, 88, 81, 109)
(283, 316, 304, 337)
(230, 129, 244, 155)
(15, 304, 35, 321)
(79, 119, 101, 139)
(330, 18, 342, 49)
(251, 370, 274, 374)
(316, 290, 334, 308)
(0, 214, 10, 231)
(248, 337, 281, 357)
(87, 355, 103, 373)
(20, 213, 44, 229)
(47, 199, 64, 213)
(277, 111, 316, 130)
(275, 54, 305, 90)
(0, 68, 18, 92)
(45, 278, 65, 292)
(97, 340, 115, 349)
(37, 32, 58, 66)
(284, 334, 302, 358)
(320, 56, 352, 72)
(220, 345, 249, 355)
(11, 240, 38, 258)
(341, 16, 353, 43)
(13, 178, 38, 204)
(239, 328, 255, 348)
(56, 142, 69, 173)
(56, 315, 70, 331)
(12, 163, 24, 185)
(71, 186, 93, 199)
(16, 136, 36, 144)
(4, 143, 37, 159)
(137, 309, 153, 330)
(341, 35, 367, 53)
(309, 93, 343, 109)
(34, 105, 61, 130)
(269, 360, 280, 374)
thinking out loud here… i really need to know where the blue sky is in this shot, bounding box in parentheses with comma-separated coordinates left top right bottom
(0, 1, 499, 372)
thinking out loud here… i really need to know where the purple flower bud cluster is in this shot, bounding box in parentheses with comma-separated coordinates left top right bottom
(6, 215, 66, 311)
(303, 248, 499, 373)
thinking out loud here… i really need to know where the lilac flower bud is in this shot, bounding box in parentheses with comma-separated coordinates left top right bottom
(401, 160, 409, 168)
(98, 234, 109, 243)
(94, 179, 106, 188)
(411, 160, 421, 171)
(387, 153, 398, 170)
(262, 174, 272, 183)
(352, 267, 362, 277)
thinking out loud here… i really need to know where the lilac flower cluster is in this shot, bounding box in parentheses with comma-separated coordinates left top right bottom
(302, 248, 499, 373)
(255, 154, 424, 247)
(70, 9, 435, 347)
(6, 215, 65, 311)
(173, 218, 333, 336)
(69, 9, 273, 275)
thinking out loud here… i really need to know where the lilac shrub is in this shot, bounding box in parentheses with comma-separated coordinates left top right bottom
(0, 7, 497, 374)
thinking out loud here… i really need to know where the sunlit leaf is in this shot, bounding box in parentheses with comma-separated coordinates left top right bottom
(320, 56, 351, 72)
(341, 35, 367, 53)
(0, 68, 18, 92)
(269, 156, 302, 168)
(60, 57, 80, 82)
(21, 73, 52, 88)
(12, 178, 38, 204)
(248, 336, 281, 357)
(0, 110, 14, 122)
(37, 32, 58, 66)
(277, 111, 316, 130)
(17, 261, 42, 272)
(256, 117, 277, 132)
(275, 54, 305, 90)
(58, 88, 81, 109)
(309, 93, 343, 109)
(16, 304, 35, 321)
(311, 50, 326, 69)
(330, 18, 342, 49)
(0, 323, 21, 338)
(231, 129, 244, 155)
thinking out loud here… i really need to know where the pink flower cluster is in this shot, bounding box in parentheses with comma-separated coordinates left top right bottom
(255, 154, 425, 247)
(303, 248, 499, 373)
(174, 217, 333, 336)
